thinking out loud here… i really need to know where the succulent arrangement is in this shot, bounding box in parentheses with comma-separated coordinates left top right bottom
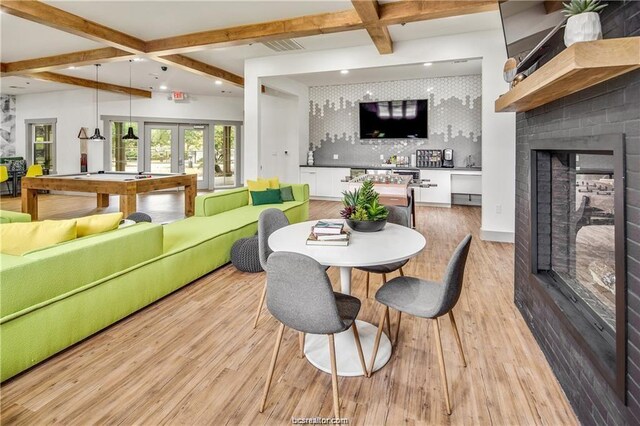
(563, 0, 607, 16)
(341, 179, 389, 222)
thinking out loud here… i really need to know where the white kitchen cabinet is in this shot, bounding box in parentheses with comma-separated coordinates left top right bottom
(300, 167, 350, 198)
(418, 170, 452, 205)
(451, 173, 482, 195)
(299, 169, 318, 196)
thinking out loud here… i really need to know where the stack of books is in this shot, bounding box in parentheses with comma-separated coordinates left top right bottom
(307, 221, 350, 246)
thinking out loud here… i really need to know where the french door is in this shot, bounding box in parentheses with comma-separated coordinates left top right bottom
(144, 124, 209, 189)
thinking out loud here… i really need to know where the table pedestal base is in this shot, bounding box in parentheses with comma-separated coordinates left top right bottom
(303, 320, 392, 377)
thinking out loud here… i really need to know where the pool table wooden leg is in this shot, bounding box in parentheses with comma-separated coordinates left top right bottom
(97, 193, 110, 208)
(120, 193, 137, 218)
(22, 188, 38, 221)
(184, 181, 196, 217)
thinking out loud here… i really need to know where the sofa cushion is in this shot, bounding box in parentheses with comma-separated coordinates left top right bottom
(163, 201, 304, 254)
(76, 212, 124, 237)
(0, 223, 164, 320)
(279, 186, 295, 202)
(250, 188, 283, 206)
(0, 220, 77, 256)
(246, 179, 270, 204)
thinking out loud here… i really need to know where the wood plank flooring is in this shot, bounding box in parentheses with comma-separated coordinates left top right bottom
(0, 193, 578, 425)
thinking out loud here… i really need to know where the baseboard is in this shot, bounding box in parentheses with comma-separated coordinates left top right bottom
(480, 228, 515, 243)
(415, 202, 451, 208)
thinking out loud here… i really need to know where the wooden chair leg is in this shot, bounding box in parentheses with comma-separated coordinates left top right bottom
(298, 332, 305, 358)
(394, 311, 402, 347)
(351, 322, 367, 376)
(328, 334, 340, 418)
(367, 306, 388, 377)
(365, 272, 370, 298)
(433, 318, 451, 415)
(381, 274, 391, 337)
(259, 323, 285, 413)
(385, 308, 392, 339)
(449, 311, 467, 367)
(253, 278, 268, 329)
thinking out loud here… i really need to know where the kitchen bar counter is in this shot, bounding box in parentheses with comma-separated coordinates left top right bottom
(300, 164, 482, 171)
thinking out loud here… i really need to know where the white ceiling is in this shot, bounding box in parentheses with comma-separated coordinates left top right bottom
(1, 1, 501, 97)
(1, 13, 103, 62)
(288, 59, 482, 87)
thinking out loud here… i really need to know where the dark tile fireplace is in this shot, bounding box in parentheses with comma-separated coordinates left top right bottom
(514, 2, 639, 424)
(528, 135, 627, 398)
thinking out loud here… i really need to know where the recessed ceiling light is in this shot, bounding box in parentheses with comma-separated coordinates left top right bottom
(340, 70, 349, 74)
(159, 85, 168, 90)
(423, 62, 433, 67)
(215, 80, 223, 85)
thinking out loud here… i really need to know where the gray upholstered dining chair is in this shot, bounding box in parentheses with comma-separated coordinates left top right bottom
(253, 208, 290, 328)
(367, 234, 472, 415)
(259, 251, 367, 418)
(356, 205, 411, 299)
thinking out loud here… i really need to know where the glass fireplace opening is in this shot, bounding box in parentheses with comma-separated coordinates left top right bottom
(551, 154, 616, 332)
(531, 135, 626, 398)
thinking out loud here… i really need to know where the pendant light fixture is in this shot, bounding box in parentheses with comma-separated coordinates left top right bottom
(90, 64, 106, 140)
(122, 59, 139, 140)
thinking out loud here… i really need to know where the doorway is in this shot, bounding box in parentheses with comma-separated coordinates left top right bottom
(144, 123, 209, 189)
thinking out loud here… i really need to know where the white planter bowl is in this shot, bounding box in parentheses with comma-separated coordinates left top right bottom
(564, 12, 603, 47)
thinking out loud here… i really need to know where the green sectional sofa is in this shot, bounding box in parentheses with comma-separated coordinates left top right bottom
(0, 210, 31, 224)
(0, 184, 309, 381)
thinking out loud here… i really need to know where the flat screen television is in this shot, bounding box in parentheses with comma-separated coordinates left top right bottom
(359, 99, 428, 139)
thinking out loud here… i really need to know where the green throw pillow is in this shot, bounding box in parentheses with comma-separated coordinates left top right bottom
(279, 186, 294, 202)
(251, 188, 283, 205)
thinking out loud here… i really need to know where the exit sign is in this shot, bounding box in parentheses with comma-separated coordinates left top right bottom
(172, 91, 186, 101)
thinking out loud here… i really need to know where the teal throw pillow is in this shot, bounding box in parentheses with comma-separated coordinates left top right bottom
(251, 188, 283, 205)
(279, 186, 294, 202)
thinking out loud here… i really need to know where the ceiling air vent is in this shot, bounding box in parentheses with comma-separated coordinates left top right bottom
(262, 39, 304, 52)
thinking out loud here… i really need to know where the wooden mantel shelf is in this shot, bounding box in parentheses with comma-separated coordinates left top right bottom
(495, 37, 640, 113)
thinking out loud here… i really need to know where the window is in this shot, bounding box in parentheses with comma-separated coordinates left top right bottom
(32, 123, 55, 172)
(111, 121, 139, 172)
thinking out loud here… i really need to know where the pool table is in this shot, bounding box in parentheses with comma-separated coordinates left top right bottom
(21, 172, 197, 221)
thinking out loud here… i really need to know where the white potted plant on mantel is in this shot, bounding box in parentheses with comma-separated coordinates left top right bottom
(563, 0, 608, 47)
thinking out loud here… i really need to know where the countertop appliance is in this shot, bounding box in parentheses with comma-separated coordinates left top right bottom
(416, 149, 442, 168)
(442, 148, 454, 168)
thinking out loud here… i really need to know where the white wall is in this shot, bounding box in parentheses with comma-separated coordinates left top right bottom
(15, 89, 243, 174)
(256, 76, 309, 184)
(244, 26, 516, 242)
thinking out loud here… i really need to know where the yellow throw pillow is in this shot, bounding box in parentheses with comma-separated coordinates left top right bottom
(259, 177, 280, 189)
(246, 179, 270, 204)
(76, 212, 124, 237)
(0, 219, 77, 256)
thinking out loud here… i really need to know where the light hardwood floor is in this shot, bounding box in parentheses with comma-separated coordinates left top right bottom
(0, 193, 578, 425)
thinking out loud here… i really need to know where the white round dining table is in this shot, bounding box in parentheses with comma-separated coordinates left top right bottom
(268, 219, 426, 377)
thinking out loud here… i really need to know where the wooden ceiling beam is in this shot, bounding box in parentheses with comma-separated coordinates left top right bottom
(144, 1, 497, 55)
(1, 48, 135, 76)
(351, 0, 393, 54)
(145, 9, 364, 55)
(0, 0, 146, 53)
(156, 55, 244, 88)
(1, 1, 244, 86)
(378, 0, 499, 26)
(25, 72, 152, 98)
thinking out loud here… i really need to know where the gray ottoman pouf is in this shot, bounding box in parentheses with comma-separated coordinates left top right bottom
(230, 236, 263, 273)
